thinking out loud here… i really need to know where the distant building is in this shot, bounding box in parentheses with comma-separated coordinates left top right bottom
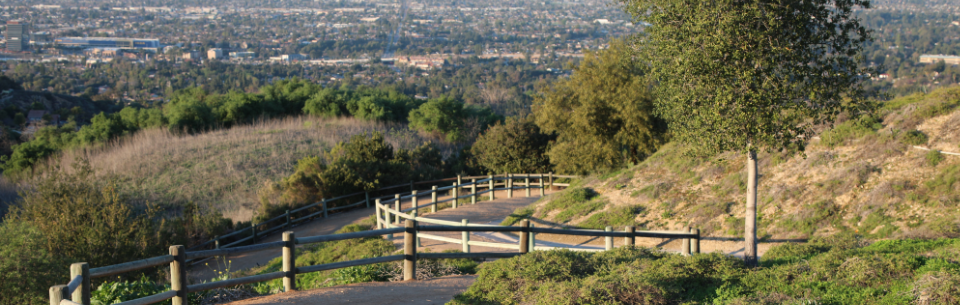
(269, 54, 306, 62)
(229, 51, 256, 60)
(396, 56, 446, 70)
(6, 21, 29, 52)
(54, 37, 160, 50)
(207, 48, 223, 60)
(919, 54, 960, 65)
(182, 51, 201, 61)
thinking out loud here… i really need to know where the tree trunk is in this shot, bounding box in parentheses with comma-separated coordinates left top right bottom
(745, 150, 759, 267)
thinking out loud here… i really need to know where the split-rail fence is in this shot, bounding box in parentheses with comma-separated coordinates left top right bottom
(48, 173, 701, 305)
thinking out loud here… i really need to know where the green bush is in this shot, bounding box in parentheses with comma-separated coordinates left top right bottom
(927, 149, 945, 167)
(470, 117, 552, 174)
(257, 132, 446, 223)
(902, 129, 929, 146)
(453, 238, 960, 304)
(91, 276, 168, 305)
(7, 162, 167, 268)
(820, 116, 883, 148)
(0, 221, 67, 304)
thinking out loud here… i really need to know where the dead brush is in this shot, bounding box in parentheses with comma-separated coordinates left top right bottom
(912, 271, 960, 305)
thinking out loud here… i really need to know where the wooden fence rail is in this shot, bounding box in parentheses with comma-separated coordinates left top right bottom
(50, 220, 699, 305)
(53, 173, 681, 305)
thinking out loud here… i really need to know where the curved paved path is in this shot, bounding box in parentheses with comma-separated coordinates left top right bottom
(210, 188, 779, 304)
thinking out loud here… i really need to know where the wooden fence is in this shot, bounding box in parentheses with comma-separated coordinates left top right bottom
(47, 173, 701, 305)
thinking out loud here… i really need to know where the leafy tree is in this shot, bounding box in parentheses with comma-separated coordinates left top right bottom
(303, 88, 352, 118)
(534, 39, 665, 174)
(471, 117, 552, 174)
(621, 0, 875, 265)
(409, 96, 501, 142)
(164, 87, 216, 133)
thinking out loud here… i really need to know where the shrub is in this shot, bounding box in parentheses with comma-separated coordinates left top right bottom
(0, 221, 67, 305)
(470, 117, 552, 174)
(927, 150, 945, 167)
(820, 116, 883, 148)
(91, 276, 168, 305)
(6, 162, 167, 268)
(901, 130, 929, 146)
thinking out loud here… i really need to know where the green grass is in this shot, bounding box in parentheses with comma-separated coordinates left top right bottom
(820, 116, 883, 148)
(501, 205, 536, 226)
(577, 205, 643, 229)
(451, 236, 960, 304)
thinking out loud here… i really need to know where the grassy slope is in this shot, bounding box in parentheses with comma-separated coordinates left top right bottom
(452, 236, 960, 304)
(521, 86, 960, 239)
(44, 117, 455, 221)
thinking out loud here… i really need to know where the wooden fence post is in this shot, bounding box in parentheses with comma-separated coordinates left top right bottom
(404, 219, 417, 281)
(625, 226, 636, 247)
(549, 172, 554, 190)
(251, 223, 257, 244)
(70, 262, 90, 305)
(412, 191, 421, 247)
(539, 174, 545, 196)
(457, 175, 462, 200)
(285, 210, 291, 228)
(507, 174, 513, 198)
(322, 198, 328, 218)
(462, 219, 470, 253)
(365, 192, 370, 209)
(529, 223, 536, 251)
(520, 220, 530, 254)
(283, 231, 297, 292)
(375, 199, 382, 229)
(488, 175, 495, 201)
(605, 226, 613, 250)
(471, 179, 477, 204)
(394, 194, 401, 226)
(681, 227, 691, 256)
(170, 245, 188, 305)
(525, 175, 531, 197)
(431, 186, 438, 213)
(692, 228, 701, 254)
(49, 285, 68, 305)
(452, 182, 459, 209)
(411, 190, 419, 215)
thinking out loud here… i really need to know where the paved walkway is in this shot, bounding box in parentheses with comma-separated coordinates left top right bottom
(211, 187, 779, 305)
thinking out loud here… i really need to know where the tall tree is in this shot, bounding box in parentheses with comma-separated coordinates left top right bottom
(620, 0, 875, 265)
(534, 39, 665, 174)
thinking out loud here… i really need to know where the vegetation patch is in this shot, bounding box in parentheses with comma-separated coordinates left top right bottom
(452, 236, 960, 304)
(577, 205, 643, 229)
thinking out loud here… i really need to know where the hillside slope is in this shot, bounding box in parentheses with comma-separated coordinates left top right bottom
(522, 86, 960, 240)
(46, 116, 455, 221)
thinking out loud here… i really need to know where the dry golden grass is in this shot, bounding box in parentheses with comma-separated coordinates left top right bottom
(46, 116, 456, 222)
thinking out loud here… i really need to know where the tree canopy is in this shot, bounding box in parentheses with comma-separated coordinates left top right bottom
(534, 39, 665, 174)
(621, 0, 875, 155)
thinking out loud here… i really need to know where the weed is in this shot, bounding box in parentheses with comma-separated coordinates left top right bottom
(927, 150, 945, 167)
